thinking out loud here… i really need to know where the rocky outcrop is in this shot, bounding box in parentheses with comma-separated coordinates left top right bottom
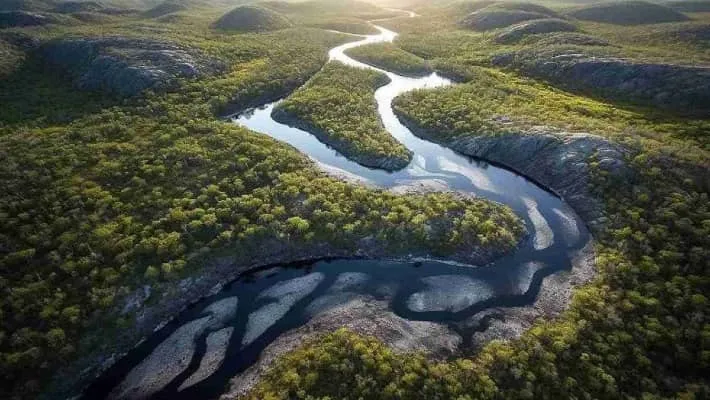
(0, 10, 54, 27)
(495, 18, 578, 44)
(465, 239, 596, 349)
(396, 117, 633, 229)
(41, 36, 225, 97)
(493, 50, 710, 115)
(219, 296, 463, 399)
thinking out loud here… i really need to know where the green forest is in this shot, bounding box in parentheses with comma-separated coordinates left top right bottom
(346, 42, 433, 76)
(274, 61, 413, 170)
(0, 0, 709, 399)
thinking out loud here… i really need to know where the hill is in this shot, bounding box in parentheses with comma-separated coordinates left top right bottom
(567, 1, 690, 25)
(459, 2, 559, 31)
(142, 1, 186, 18)
(495, 18, 578, 43)
(212, 5, 293, 32)
(666, 0, 710, 12)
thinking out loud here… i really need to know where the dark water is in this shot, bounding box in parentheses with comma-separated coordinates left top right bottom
(83, 22, 590, 400)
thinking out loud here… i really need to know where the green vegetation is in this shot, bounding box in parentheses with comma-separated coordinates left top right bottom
(242, 3, 710, 400)
(566, 1, 690, 25)
(142, 1, 187, 18)
(494, 18, 578, 44)
(274, 61, 413, 170)
(52, 1, 105, 14)
(212, 5, 293, 32)
(0, 38, 25, 77)
(245, 328, 499, 400)
(0, 3, 530, 398)
(2, 1, 709, 399)
(393, 66, 709, 162)
(457, 2, 559, 31)
(345, 42, 433, 77)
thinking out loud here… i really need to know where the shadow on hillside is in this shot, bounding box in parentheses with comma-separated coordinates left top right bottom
(0, 54, 121, 129)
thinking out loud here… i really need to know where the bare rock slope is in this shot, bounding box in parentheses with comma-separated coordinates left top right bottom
(41, 36, 225, 97)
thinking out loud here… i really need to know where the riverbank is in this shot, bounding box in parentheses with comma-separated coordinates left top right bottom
(393, 112, 633, 231)
(46, 193, 524, 399)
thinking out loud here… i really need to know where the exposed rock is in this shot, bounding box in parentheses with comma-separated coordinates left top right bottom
(212, 5, 293, 33)
(0, 31, 40, 49)
(566, 1, 690, 25)
(242, 273, 324, 346)
(121, 285, 152, 316)
(396, 116, 632, 228)
(493, 49, 710, 115)
(219, 297, 462, 399)
(0, 10, 54, 27)
(522, 196, 554, 250)
(178, 327, 235, 391)
(465, 239, 596, 349)
(108, 296, 238, 399)
(108, 316, 212, 400)
(41, 36, 225, 97)
(495, 18, 578, 44)
(407, 275, 495, 313)
(460, 9, 548, 31)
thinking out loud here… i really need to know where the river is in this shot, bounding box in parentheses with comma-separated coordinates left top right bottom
(82, 14, 590, 400)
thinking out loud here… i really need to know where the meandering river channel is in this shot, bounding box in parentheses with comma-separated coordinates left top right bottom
(83, 13, 591, 400)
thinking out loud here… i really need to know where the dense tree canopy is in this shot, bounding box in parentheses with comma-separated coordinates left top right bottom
(274, 61, 413, 170)
(0, 12, 525, 399)
(345, 42, 433, 77)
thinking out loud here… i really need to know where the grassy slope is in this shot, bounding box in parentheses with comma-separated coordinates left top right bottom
(274, 61, 414, 170)
(345, 42, 433, 76)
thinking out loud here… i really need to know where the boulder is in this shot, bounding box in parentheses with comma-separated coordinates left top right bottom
(493, 49, 710, 115)
(41, 36, 225, 97)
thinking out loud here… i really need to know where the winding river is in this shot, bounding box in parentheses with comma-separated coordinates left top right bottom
(83, 13, 590, 400)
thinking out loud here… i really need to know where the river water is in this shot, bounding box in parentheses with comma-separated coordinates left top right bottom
(83, 18, 590, 400)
